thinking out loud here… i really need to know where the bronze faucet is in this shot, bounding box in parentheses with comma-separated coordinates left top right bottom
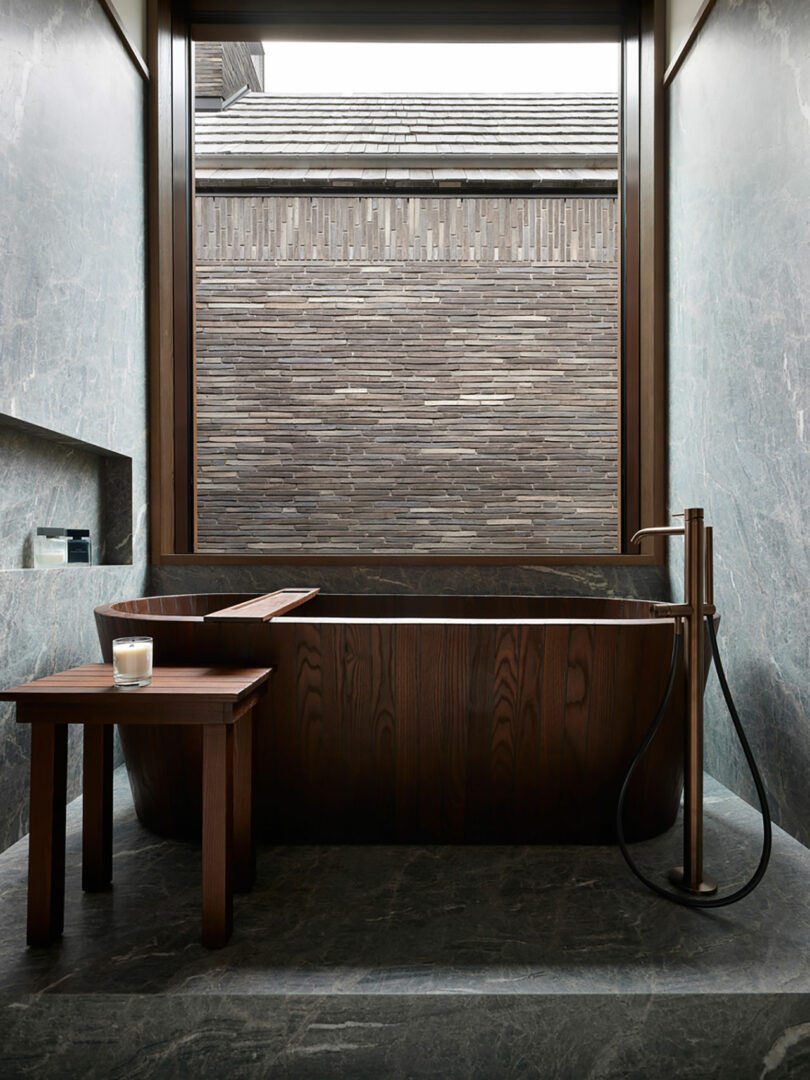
(631, 507, 718, 896)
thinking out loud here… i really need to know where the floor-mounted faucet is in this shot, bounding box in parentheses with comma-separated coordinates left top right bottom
(631, 507, 718, 896)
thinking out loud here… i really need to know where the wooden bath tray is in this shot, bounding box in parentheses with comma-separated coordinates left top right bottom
(204, 587, 319, 624)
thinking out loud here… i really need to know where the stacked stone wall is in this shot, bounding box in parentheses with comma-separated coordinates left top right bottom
(195, 195, 618, 554)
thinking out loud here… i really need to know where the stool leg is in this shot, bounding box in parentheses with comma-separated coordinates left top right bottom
(82, 725, 113, 891)
(27, 720, 68, 946)
(202, 724, 233, 948)
(233, 709, 254, 893)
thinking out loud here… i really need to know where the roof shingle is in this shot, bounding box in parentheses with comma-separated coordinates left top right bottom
(195, 93, 618, 191)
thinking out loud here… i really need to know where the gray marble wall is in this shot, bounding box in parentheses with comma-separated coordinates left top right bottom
(151, 562, 668, 600)
(0, 0, 149, 851)
(668, 0, 810, 843)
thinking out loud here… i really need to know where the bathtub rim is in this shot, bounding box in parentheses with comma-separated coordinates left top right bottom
(94, 593, 691, 629)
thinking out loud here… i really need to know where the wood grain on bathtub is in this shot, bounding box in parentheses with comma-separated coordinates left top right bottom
(564, 625, 596, 838)
(346, 624, 374, 836)
(296, 621, 324, 837)
(538, 626, 569, 837)
(419, 624, 445, 841)
(586, 626, 622, 832)
(95, 594, 687, 845)
(466, 625, 495, 841)
(371, 624, 396, 840)
(320, 624, 346, 840)
(271, 618, 299, 837)
(394, 624, 420, 838)
(492, 626, 519, 841)
(514, 626, 543, 838)
(443, 624, 469, 842)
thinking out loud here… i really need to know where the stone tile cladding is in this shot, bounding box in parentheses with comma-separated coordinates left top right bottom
(195, 195, 618, 554)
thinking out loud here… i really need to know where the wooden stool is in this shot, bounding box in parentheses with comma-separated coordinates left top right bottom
(0, 664, 273, 949)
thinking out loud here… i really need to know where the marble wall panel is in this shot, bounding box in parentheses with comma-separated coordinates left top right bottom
(151, 561, 669, 600)
(0, 0, 149, 851)
(668, 0, 810, 843)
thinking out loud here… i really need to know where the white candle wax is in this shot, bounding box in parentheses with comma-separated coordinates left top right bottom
(37, 550, 67, 566)
(113, 641, 153, 678)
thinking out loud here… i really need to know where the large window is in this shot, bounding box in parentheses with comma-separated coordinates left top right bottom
(148, 0, 665, 565)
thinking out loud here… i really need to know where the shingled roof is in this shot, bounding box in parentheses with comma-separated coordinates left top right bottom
(195, 93, 618, 192)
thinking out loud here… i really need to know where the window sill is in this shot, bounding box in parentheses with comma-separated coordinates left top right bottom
(154, 552, 662, 566)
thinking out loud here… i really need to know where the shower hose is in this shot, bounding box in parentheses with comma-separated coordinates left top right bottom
(616, 615, 772, 908)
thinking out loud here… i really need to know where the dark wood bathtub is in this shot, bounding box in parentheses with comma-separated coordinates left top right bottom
(95, 594, 688, 844)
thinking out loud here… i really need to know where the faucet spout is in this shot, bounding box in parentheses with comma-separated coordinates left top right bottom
(630, 524, 685, 545)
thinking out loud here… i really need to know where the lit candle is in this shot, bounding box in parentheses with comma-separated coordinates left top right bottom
(112, 637, 153, 688)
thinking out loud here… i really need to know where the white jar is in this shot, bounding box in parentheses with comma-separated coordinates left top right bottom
(33, 527, 68, 568)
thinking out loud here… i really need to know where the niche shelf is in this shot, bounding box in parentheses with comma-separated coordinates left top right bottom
(0, 413, 133, 570)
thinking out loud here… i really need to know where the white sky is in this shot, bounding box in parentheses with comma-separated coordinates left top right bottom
(261, 42, 619, 95)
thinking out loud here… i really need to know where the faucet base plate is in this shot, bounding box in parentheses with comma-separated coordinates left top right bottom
(668, 867, 718, 896)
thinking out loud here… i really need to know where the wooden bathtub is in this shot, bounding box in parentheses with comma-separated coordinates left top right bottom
(95, 593, 688, 844)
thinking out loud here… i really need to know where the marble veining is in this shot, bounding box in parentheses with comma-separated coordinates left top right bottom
(0, 768, 808, 1077)
(0, 770, 791, 992)
(150, 561, 670, 601)
(2, 994, 810, 1079)
(668, 0, 810, 845)
(0, 0, 148, 851)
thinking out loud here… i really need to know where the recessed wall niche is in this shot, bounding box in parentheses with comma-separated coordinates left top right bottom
(0, 414, 133, 570)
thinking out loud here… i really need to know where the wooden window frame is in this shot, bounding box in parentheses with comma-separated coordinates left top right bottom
(147, 0, 665, 566)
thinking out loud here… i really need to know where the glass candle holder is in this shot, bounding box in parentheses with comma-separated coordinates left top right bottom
(34, 527, 68, 568)
(112, 637, 153, 688)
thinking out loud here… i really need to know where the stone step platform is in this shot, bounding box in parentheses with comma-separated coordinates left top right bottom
(1, 769, 809, 1079)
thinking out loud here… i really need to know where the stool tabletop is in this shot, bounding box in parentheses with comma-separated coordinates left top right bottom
(0, 663, 274, 705)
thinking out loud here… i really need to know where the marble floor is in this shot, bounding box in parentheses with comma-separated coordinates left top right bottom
(1, 768, 809, 1078)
